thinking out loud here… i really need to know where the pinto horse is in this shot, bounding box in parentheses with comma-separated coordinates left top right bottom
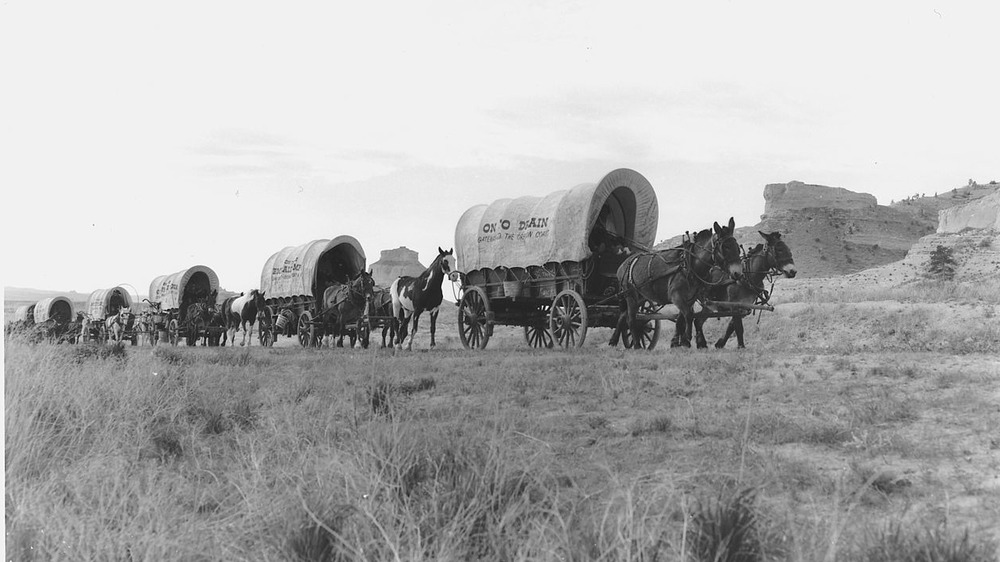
(390, 247, 453, 350)
(106, 307, 135, 344)
(222, 289, 266, 346)
(692, 231, 798, 349)
(613, 218, 742, 349)
(322, 270, 375, 348)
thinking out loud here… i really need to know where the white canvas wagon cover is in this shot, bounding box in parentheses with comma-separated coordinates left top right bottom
(34, 296, 74, 325)
(455, 168, 658, 271)
(148, 265, 220, 311)
(13, 304, 35, 324)
(260, 236, 367, 300)
(86, 286, 134, 319)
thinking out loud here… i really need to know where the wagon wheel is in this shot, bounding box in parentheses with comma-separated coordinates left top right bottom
(167, 319, 180, 346)
(259, 325, 274, 347)
(549, 289, 588, 348)
(523, 305, 554, 349)
(621, 300, 661, 350)
(457, 286, 492, 350)
(297, 311, 315, 348)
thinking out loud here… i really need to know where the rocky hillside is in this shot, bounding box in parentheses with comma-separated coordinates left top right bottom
(657, 180, 999, 278)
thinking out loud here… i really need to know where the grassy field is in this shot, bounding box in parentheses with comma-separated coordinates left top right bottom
(5, 283, 1000, 561)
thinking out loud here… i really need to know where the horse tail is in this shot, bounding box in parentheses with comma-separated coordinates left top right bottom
(389, 277, 403, 318)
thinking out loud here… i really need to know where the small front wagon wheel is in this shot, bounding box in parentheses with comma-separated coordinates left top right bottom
(458, 286, 492, 350)
(549, 290, 587, 348)
(622, 300, 661, 350)
(297, 311, 315, 348)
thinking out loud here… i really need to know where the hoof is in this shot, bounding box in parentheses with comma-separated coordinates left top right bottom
(715, 340, 726, 349)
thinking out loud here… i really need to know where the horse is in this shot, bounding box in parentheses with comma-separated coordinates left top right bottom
(361, 286, 394, 348)
(612, 218, 743, 350)
(106, 307, 135, 344)
(57, 312, 86, 344)
(322, 270, 375, 348)
(390, 247, 453, 350)
(222, 289, 266, 346)
(691, 231, 797, 349)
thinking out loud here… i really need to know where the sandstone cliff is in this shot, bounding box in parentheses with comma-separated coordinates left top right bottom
(937, 189, 1000, 233)
(657, 181, 940, 277)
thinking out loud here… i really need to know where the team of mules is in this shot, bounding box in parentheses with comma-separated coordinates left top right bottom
(610, 218, 797, 350)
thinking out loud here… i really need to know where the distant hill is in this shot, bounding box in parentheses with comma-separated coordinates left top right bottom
(656, 181, 1000, 278)
(5, 286, 90, 303)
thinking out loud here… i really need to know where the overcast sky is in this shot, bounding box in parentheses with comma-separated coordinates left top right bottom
(2, 0, 997, 295)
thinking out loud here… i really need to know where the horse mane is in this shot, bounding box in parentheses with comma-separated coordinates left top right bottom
(747, 243, 764, 257)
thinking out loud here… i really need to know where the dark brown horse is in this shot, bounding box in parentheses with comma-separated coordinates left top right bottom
(692, 231, 797, 349)
(361, 286, 394, 348)
(390, 247, 452, 350)
(613, 218, 742, 349)
(322, 270, 375, 348)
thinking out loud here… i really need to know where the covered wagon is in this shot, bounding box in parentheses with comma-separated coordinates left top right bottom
(453, 168, 660, 349)
(83, 286, 137, 343)
(259, 236, 367, 347)
(148, 265, 224, 346)
(12, 304, 36, 329)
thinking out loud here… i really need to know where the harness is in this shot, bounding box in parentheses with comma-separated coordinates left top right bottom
(621, 232, 736, 302)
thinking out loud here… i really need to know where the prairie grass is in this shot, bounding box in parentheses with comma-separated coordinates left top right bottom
(5, 339, 999, 561)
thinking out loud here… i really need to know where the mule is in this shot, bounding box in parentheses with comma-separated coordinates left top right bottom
(390, 247, 453, 350)
(612, 218, 742, 349)
(361, 287, 394, 348)
(222, 289, 266, 346)
(322, 270, 375, 348)
(106, 307, 135, 344)
(692, 231, 798, 349)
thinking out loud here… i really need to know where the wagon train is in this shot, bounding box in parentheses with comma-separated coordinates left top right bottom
(83, 286, 139, 344)
(259, 236, 368, 347)
(148, 265, 225, 346)
(452, 168, 663, 349)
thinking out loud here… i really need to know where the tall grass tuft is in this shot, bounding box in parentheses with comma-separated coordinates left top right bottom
(851, 522, 997, 562)
(688, 488, 766, 562)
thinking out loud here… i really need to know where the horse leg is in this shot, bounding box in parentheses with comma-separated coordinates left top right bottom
(716, 318, 736, 349)
(670, 318, 686, 348)
(609, 299, 628, 347)
(407, 312, 421, 351)
(428, 310, 438, 348)
(623, 297, 642, 350)
(395, 313, 409, 349)
(734, 316, 746, 349)
(693, 316, 708, 349)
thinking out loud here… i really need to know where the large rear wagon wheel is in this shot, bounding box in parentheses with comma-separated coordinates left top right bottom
(523, 305, 553, 349)
(549, 290, 588, 348)
(458, 286, 492, 350)
(622, 301, 661, 350)
(297, 311, 315, 348)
